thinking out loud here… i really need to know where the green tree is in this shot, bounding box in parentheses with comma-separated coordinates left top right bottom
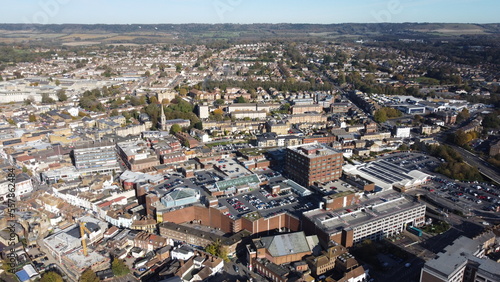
(398, 144, 409, 151)
(214, 99, 225, 106)
(24, 97, 34, 105)
(175, 63, 183, 73)
(483, 113, 500, 129)
(456, 108, 470, 123)
(235, 96, 247, 103)
(55, 79, 60, 86)
(1, 259, 11, 273)
(179, 88, 188, 96)
(110, 109, 119, 117)
(79, 268, 99, 282)
(28, 113, 37, 122)
(111, 258, 130, 277)
(170, 124, 182, 135)
(374, 109, 387, 123)
(41, 93, 55, 104)
(130, 96, 143, 106)
(41, 271, 64, 282)
(194, 121, 203, 130)
(56, 89, 68, 102)
(144, 70, 151, 77)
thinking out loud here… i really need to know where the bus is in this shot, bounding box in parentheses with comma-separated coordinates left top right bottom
(407, 226, 423, 236)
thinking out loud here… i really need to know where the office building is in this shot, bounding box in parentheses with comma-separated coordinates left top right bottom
(72, 141, 120, 176)
(303, 193, 426, 248)
(285, 143, 343, 187)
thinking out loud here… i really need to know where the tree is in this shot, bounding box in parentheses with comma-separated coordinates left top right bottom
(24, 97, 34, 105)
(110, 109, 119, 117)
(214, 99, 225, 106)
(456, 108, 470, 123)
(79, 268, 99, 282)
(130, 96, 143, 106)
(175, 63, 183, 73)
(398, 144, 409, 151)
(213, 108, 224, 116)
(482, 113, 500, 129)
(0, 75, 3, 81)
(235, 96, 247, 103)
(149, 96, 158, 104)
(161, 98, 170, 104)
(179, 88, 188, 96)
(111, 258, 130, 277)
(205, 239, 229, 262)
(28, 113, 36, 122)
(374, 109, 387, 123)
(41, 93, 55, 104)
(55, 79, 60, 86)
(41, 271, 64, 282)
(452, 130, 470, 147)
(170, 124, 182, 135)
(144, 70, 151, 77)
(194, 121, 203, 130)
(56, 89, 68, 102)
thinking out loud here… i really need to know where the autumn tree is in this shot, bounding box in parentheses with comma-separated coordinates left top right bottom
(205, 239, 229, 262)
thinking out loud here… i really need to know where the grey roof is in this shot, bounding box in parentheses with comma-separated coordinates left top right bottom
(258, 232, 311, 257)
(424, 236, 485, 278)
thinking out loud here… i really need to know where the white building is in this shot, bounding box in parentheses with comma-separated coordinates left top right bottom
(393, 127, 411, 138)
(171, 245, 194, 261)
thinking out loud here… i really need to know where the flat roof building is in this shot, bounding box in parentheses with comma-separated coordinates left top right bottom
(72, 141, 120, 176)
(285, 143, 343, 187)
(421, 235, 500, 282)
(303, 192, 426, 248)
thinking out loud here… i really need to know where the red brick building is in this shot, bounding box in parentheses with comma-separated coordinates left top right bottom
(285, 143, 343, 187)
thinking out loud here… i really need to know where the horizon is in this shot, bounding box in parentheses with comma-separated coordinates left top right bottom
(1, 22, 500, 25)
(1, 0, 498, 25)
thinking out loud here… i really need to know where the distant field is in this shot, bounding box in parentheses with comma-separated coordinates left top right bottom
(411, 24, 490, 35)
(60, 33, 116, 40)
(62, 41, 102, 46)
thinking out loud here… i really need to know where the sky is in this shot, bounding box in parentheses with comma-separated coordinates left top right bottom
(2, 0, 499, 25)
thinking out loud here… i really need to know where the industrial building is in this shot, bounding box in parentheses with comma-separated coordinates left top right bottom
(342, 159, 431, 191)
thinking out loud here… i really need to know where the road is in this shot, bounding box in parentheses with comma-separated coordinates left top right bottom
(434, 130, 500, 185)
(449, 144, 500, 185)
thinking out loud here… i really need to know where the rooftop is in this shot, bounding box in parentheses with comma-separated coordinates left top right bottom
(256, 231, 315, 257)
(304, 192, 425, 234)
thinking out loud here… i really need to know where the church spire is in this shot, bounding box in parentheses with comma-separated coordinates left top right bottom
(160, 103, 166, 131)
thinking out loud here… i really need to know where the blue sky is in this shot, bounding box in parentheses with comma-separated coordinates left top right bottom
(2, 0, 499, 24)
